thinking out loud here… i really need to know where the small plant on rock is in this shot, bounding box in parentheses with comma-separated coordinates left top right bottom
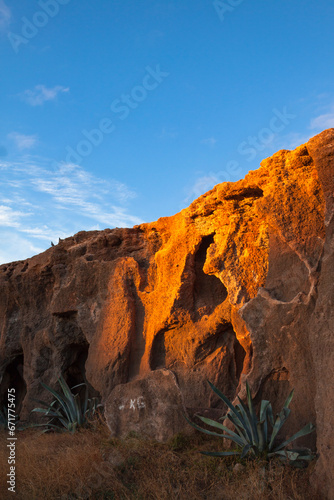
(31, 375, 102, 433)
(186, 380, 315, 466)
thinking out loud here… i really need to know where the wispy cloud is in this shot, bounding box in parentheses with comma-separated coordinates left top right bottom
(184, 173, 221, 204)
(0, 0, 11, 32)
(273, 102, 334, 150)
(0, 205, 31, 228)
(8, 132, 38, 150)
(273, 131, 314, 151)
(0, 157, 142, 261)
(0, 231, 45, 264)
(200, 137, 217, 147)
(19, 225, 68, 241)
(29, 162, 138, 216)
(20, 85, 70, 106)
(310, 108, 334, 130)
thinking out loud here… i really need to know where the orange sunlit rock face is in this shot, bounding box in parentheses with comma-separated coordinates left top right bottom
(0, 129, 333, 498)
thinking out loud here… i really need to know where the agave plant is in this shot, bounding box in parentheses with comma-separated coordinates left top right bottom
(31, 375, 102, 433)
(186, 381, 315, 465)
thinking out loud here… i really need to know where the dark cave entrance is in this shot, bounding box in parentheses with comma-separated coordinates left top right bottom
(0, 354, 27, 417)
(193, 235, 228, 318)
(61, 342, 100, 399)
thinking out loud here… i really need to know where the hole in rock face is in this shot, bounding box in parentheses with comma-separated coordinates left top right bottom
(0, 354, 27, 416)
(193, 235, 228, 318)
(63, 344, 89, 387)
(150, 236, 230, 371)
(61, 342, 100, 399)
(149, 329, 167, 371)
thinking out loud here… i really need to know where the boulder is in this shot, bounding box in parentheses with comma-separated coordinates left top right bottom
(104, 369, 187, 441)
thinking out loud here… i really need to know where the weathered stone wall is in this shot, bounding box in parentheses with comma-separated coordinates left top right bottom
(0, 129, 333, 498)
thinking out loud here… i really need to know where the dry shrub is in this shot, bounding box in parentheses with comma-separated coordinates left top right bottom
(0, 422, 315, 500)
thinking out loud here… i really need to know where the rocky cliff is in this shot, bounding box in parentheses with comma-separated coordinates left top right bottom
(0, 129, 333, 498)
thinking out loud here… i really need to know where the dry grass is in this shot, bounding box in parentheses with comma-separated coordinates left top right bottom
(0, 419, 317, 500)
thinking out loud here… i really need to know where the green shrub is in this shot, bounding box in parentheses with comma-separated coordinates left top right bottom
(186, 380, 315, 466)
(31, 375, 102, 433)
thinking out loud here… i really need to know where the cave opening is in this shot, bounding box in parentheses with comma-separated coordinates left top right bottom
(150, 328, 167, 371)
(0, 354, 27, 417)
(61, 342, 100, 399)
(193, 235, 228, 318)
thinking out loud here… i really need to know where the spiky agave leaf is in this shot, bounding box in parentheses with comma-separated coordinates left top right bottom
(273, 423, 316, 453)
(58, 376, 81, 424)
(245, 382, 259, 447)
(207, 380, 246, 430)
(225, 411, 250, 444)
(197, 415, 247, 447)
(235, 396, 254, 442)
(268, 407, 291, 451)
(39, 380, 73, 424)
(31, 375, 102, 433)
(184, 414, 244, 447)
(185, 379, 316, 465)
(201, 450, 240, 457)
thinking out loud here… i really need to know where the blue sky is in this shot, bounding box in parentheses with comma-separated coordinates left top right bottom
(0, 0, 334, 264)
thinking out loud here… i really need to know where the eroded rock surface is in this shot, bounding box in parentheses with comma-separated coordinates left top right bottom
(0, 129, 333, 498)
(105, 369, 187, 441)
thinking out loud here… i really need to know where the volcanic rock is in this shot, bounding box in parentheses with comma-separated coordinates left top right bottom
(0, 129, 333, 498)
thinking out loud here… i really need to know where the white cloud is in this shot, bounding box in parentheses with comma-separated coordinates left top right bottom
(0, 205, 29, 228)
(29, 162, 138, 220)
(274, 132, 314, 151)
(8, 132, 38, 150)
(310, 110, 334, 130)
(0, 158, 143, 263)
(200, 137, 217, 146)
(20, 85, 70, 106)
(0, 232, 45, 265)
(20, 225, 68, 242)
(0, 157, 142, 230)
(0, 0, 11, 32)
(184, 173, 222, 205)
